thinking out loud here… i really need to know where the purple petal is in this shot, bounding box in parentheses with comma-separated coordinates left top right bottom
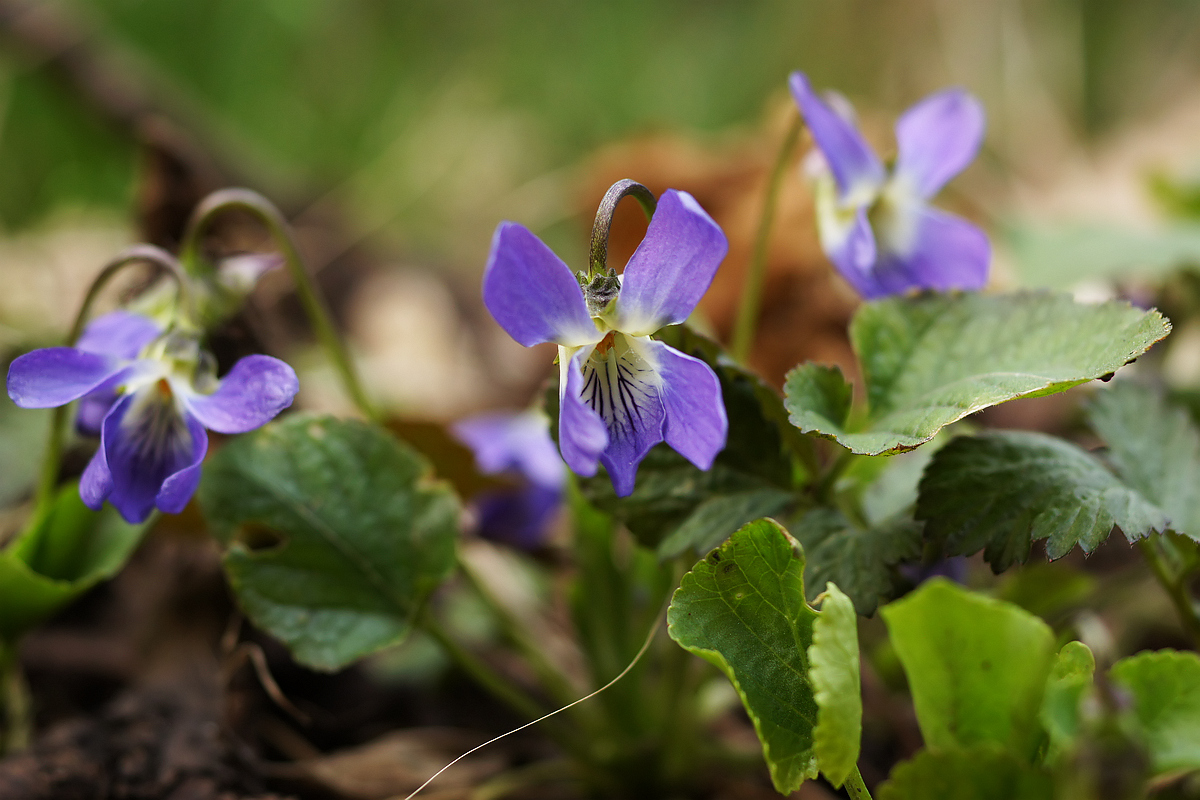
(7, 349, 134, 409)
(789, 72, 885, 203)
(452, 411, 565, 489)
(613, 190, 728, 335)
(101, 388, 203, 523)
(645, 341, 727, 470)
(75, 311, 161, 359)
(557, 348, 609, 478)
(895, 89, 986, 199)
(182, 355, 298, 435)
(80, 440, 114, 511)
(875, 205, 991, 294)
(156, 414, 209, 514)
(475, 485, 562, 549)
(822, 206, 884, 299)
(483, 223, 599, 347)
(76, 390, 118, 436)
(587, 338, 667, 497)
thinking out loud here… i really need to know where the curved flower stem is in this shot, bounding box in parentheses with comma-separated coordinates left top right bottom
(589, 179, 657, 277)
(179, 188, 379, 423)
(846, 766, 874, 800)
(731, 114, 803, 365)
(0, 639, 32, 755)
(33, 245, 191, 516)
(1137, 537, 1200, 646)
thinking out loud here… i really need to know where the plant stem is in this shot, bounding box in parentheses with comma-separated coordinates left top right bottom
(588, 180, 657, 277)
(731, 114, 803, 365)
(1138, 537, 1200, 646)
(846, 766, 874, 800)
(33, 246, 190, 515)
(0, 640, 32, 755)
(419, 609, 548, 722)
(457, 554, 584, 710)
(180, 188, 379, 423)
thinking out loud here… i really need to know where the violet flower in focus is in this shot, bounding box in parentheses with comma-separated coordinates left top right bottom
(789, 71, 990, 299)
(452, 411, 565, 548)
(8, 330, 297, 523)
(482, 189, 729, 496)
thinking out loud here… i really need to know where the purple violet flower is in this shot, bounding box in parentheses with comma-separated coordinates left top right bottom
(482, 189, 729, 497)
(73, 310, 163, 436)
(789, 71, 990, 299)
(452, 410, 565, 548)
(7, 330, 298, 523)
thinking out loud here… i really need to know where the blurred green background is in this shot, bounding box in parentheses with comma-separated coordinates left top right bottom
(3, 0, 1199, 257)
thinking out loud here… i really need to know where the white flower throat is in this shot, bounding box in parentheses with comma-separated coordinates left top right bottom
(576, 332, 660, 441)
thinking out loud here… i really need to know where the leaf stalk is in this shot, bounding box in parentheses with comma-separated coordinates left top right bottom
(731, 113, 803, 365)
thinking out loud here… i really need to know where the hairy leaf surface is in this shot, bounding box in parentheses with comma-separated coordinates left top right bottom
(1089, 383, 1200, 539)
(917, 431, 1168, 572)
(791, 509, 922, 616)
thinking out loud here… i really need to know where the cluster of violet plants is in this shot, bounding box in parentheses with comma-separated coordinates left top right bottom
(0, 71, 1197, 800)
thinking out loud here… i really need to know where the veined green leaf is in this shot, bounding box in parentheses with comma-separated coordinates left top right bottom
(791, 509, 922, 616)
(1089, 382, 1200, 540)
(917, 430, 1168, 572)
(199, 415, 460, 671)
(784, 292, 1169, 456)
(667, 519, 819, 793)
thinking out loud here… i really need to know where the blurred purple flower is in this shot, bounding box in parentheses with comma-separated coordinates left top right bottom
(482, 189, 729, 497)
(452, 411, 565, 548)
(8, 331, 297, 523)
(73, 311, 163, 436)
(789, 71, 990, 299)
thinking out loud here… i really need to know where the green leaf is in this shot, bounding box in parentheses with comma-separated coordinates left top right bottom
(1040, 641, 1095, 762)
(667, 519, 819, 793)
(570, 326, 803, 549)
(656, 488, 793, 559)
(878, 747, 1054, 800)
(791, 509, 922, 616)
(1088, 382, 1200, 539)
(808, 583, 861, 788)
(880, 579, 1056, 758)
(917, 430, 1168, 572)
(199, 415, 460, 671)
(783, 292, 1170, 456)
(1109, 649, 1200, 776)
(784, 363, 852, 437)
(0, 483, 145, 641)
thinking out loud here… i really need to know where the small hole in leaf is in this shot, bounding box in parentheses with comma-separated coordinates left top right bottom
(708, 551, 722, 564)
(234, 522, 287, 552)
